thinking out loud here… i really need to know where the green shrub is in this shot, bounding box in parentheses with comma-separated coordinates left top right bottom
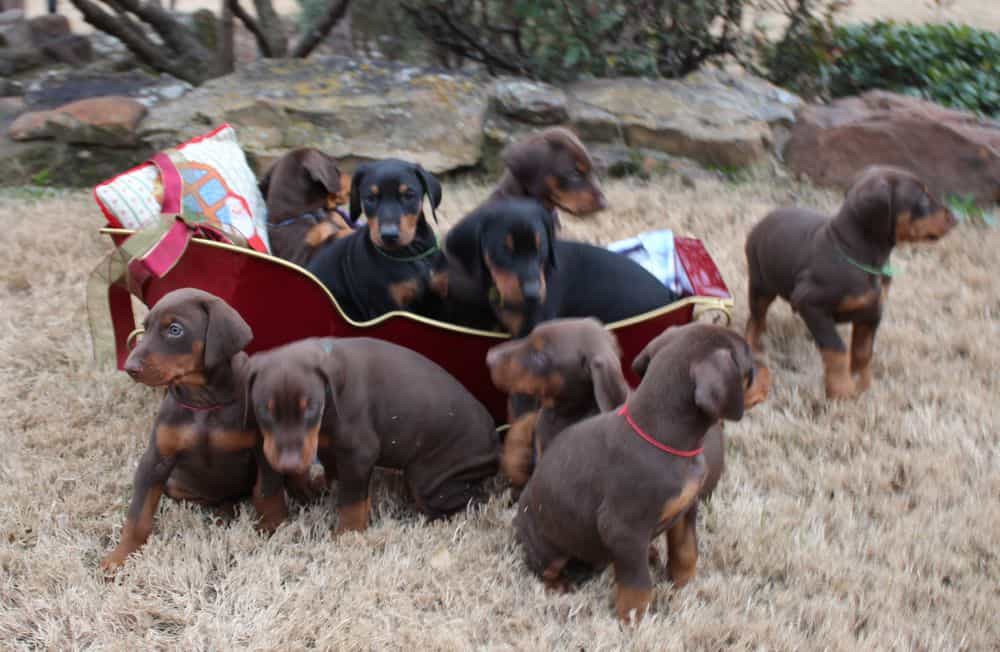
(402, 0, 752, 81)
(763, 20, 1000, 118)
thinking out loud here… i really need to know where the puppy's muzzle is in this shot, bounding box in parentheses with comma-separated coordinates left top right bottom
(380, 222, 400, 246)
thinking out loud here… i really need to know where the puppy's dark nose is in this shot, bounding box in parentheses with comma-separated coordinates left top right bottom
(275, 448, 306, 474)
(124, 357, 142, 379)
(380, 223, 400, 245)
(522, 279, 542, 301)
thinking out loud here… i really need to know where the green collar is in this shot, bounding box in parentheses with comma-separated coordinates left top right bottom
(374, 234, 439, 262)
(837, 247, 897, 278)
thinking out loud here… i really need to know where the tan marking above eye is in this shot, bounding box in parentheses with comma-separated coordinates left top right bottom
(399, 184, 409, 193)
(504, 234, 514, 251)
(575, 161, 588, 173)
(267, 399, 275, 412)
(370, 185, 379, 195)
(299, 397, 308, 411)
(159, 314, 176, 329)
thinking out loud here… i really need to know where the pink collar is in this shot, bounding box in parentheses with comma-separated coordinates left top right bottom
(618, 404, 704, 458)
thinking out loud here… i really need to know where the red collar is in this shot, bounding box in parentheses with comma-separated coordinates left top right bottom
(618, 404, 704, 457)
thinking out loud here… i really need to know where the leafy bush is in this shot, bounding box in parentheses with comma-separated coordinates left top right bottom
(402, 0, 752, 81)
(763, 20, 1000, 118)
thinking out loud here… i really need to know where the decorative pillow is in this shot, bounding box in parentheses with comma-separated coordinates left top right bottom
(93, 123, 270, 253)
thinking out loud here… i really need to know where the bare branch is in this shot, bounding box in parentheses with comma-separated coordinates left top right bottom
(290, 0, 352, 58)
(226, 0, 273, 57)
(68, 0, 206, 83)
(252, 0, 288, 57)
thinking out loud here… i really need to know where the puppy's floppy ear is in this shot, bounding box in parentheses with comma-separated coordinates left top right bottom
(258, 164, 273, 199)
(845, 169, 897, 244)
(445, 205, 491, 277)
(202, 296, 253, 369)
(242, 366, 258, 429)
(413, 164, 443, 223)
(631, 324, 686, 378)
(540, 205, 558, 269)
(501, 136, 547, 195)
(314, 345, 345, 420)
(349, 163, 371, 222)
(691, 348, 744, 422)
(590, 351, 629, 412)
(301, 149, 343, 194)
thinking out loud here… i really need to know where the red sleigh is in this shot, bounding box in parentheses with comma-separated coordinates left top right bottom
(100, 227, 733, 424)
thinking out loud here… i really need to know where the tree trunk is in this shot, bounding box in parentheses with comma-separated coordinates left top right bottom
(290, 0, 351, 58)
(251, 0, 287, 57)
(217, 0, 235, 75)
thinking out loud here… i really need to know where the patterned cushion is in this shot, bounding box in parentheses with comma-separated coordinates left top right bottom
(94, 123, 270, 253)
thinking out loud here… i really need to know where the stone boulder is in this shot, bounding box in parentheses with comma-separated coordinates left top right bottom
(784, 91, 1000, 203)
(23, 70, 191, 109)
(491, 79, 568, 125)
(9, 96, 147, 146)
(41, 34, 94, 65)
(142, 56, 490, 174)
(0, 8, 30, 50)
(27, 13, 70, 45)
(565, 70, 802, 168)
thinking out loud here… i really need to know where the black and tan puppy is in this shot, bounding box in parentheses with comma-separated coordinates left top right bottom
(514, 324, 761, 623)
(437, 199, 679, 337)
(101, 289, 282, 573)
(745, 165, 957, 399)
(486, 318, 629, 491)
(308, 159, 443, 321)
(246, 337, 499, 532)
(259, 148, 354, 266)
(489, 127, 607, 217)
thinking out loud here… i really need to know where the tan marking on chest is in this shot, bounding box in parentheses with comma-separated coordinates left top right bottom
(388, 278, 422, 307)
(657, 464, 706, 531)
(837, 288, 880, 313)
(155, 424, 256, 457)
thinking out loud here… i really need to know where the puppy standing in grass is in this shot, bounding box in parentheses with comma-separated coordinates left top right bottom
(100, 289, 303, 573)
(245, 337, 499, 532)
(745, 165, 957, 399)
(513, 323, 763, 623)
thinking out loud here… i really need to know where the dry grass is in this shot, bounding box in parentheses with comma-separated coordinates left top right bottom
(1, 169, 998, 651)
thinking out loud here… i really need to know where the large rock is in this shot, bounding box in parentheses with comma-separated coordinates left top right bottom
(491, 79, 568, 125)
(27, 13, 70, 45)
(0, 46, 44, 76)
(143, 57, 490, 174)
(0, 138, 154, 187)
(23, 70, 191, 109)
(0, 8, 30, 50)
(41, 34, 94, 65)
(566, 70, 802, 168)
(784, 91, 1000, 203)
(8, 96, 147, 146)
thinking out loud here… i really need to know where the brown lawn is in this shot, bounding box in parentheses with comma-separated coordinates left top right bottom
(1, 168, 998, 650)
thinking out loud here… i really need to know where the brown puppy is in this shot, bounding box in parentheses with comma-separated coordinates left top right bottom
(246, 337, 499, 532)
(745, 165, 957, 399)
(259, 148, 353, 266)
(514, 323, 760, 623)
(485, 318, 629, 492)
(489, 127, 607, 217)
(101, 289, 284, 573)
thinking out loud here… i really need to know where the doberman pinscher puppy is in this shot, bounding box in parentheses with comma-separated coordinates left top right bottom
(438, 199, 679, 337)
(489, 127, 607, 217)
(246, 337, 499, 532)
(745, 165, 957, 399)
(513, 324, 760, 623)
(486, 318, 629, 492)
(101, 289, 285, 573)
(259, 148, 354, 266)
(308, 159, 444, 321)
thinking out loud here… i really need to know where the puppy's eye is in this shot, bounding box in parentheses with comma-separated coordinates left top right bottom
(256, 401, 272, 416)
(527, 350, 549, 370)
(166, 323, 184, 338)
(303, 401, 321, 420)
(402, 190, 417, 201)
(363, 195, 377, 206)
